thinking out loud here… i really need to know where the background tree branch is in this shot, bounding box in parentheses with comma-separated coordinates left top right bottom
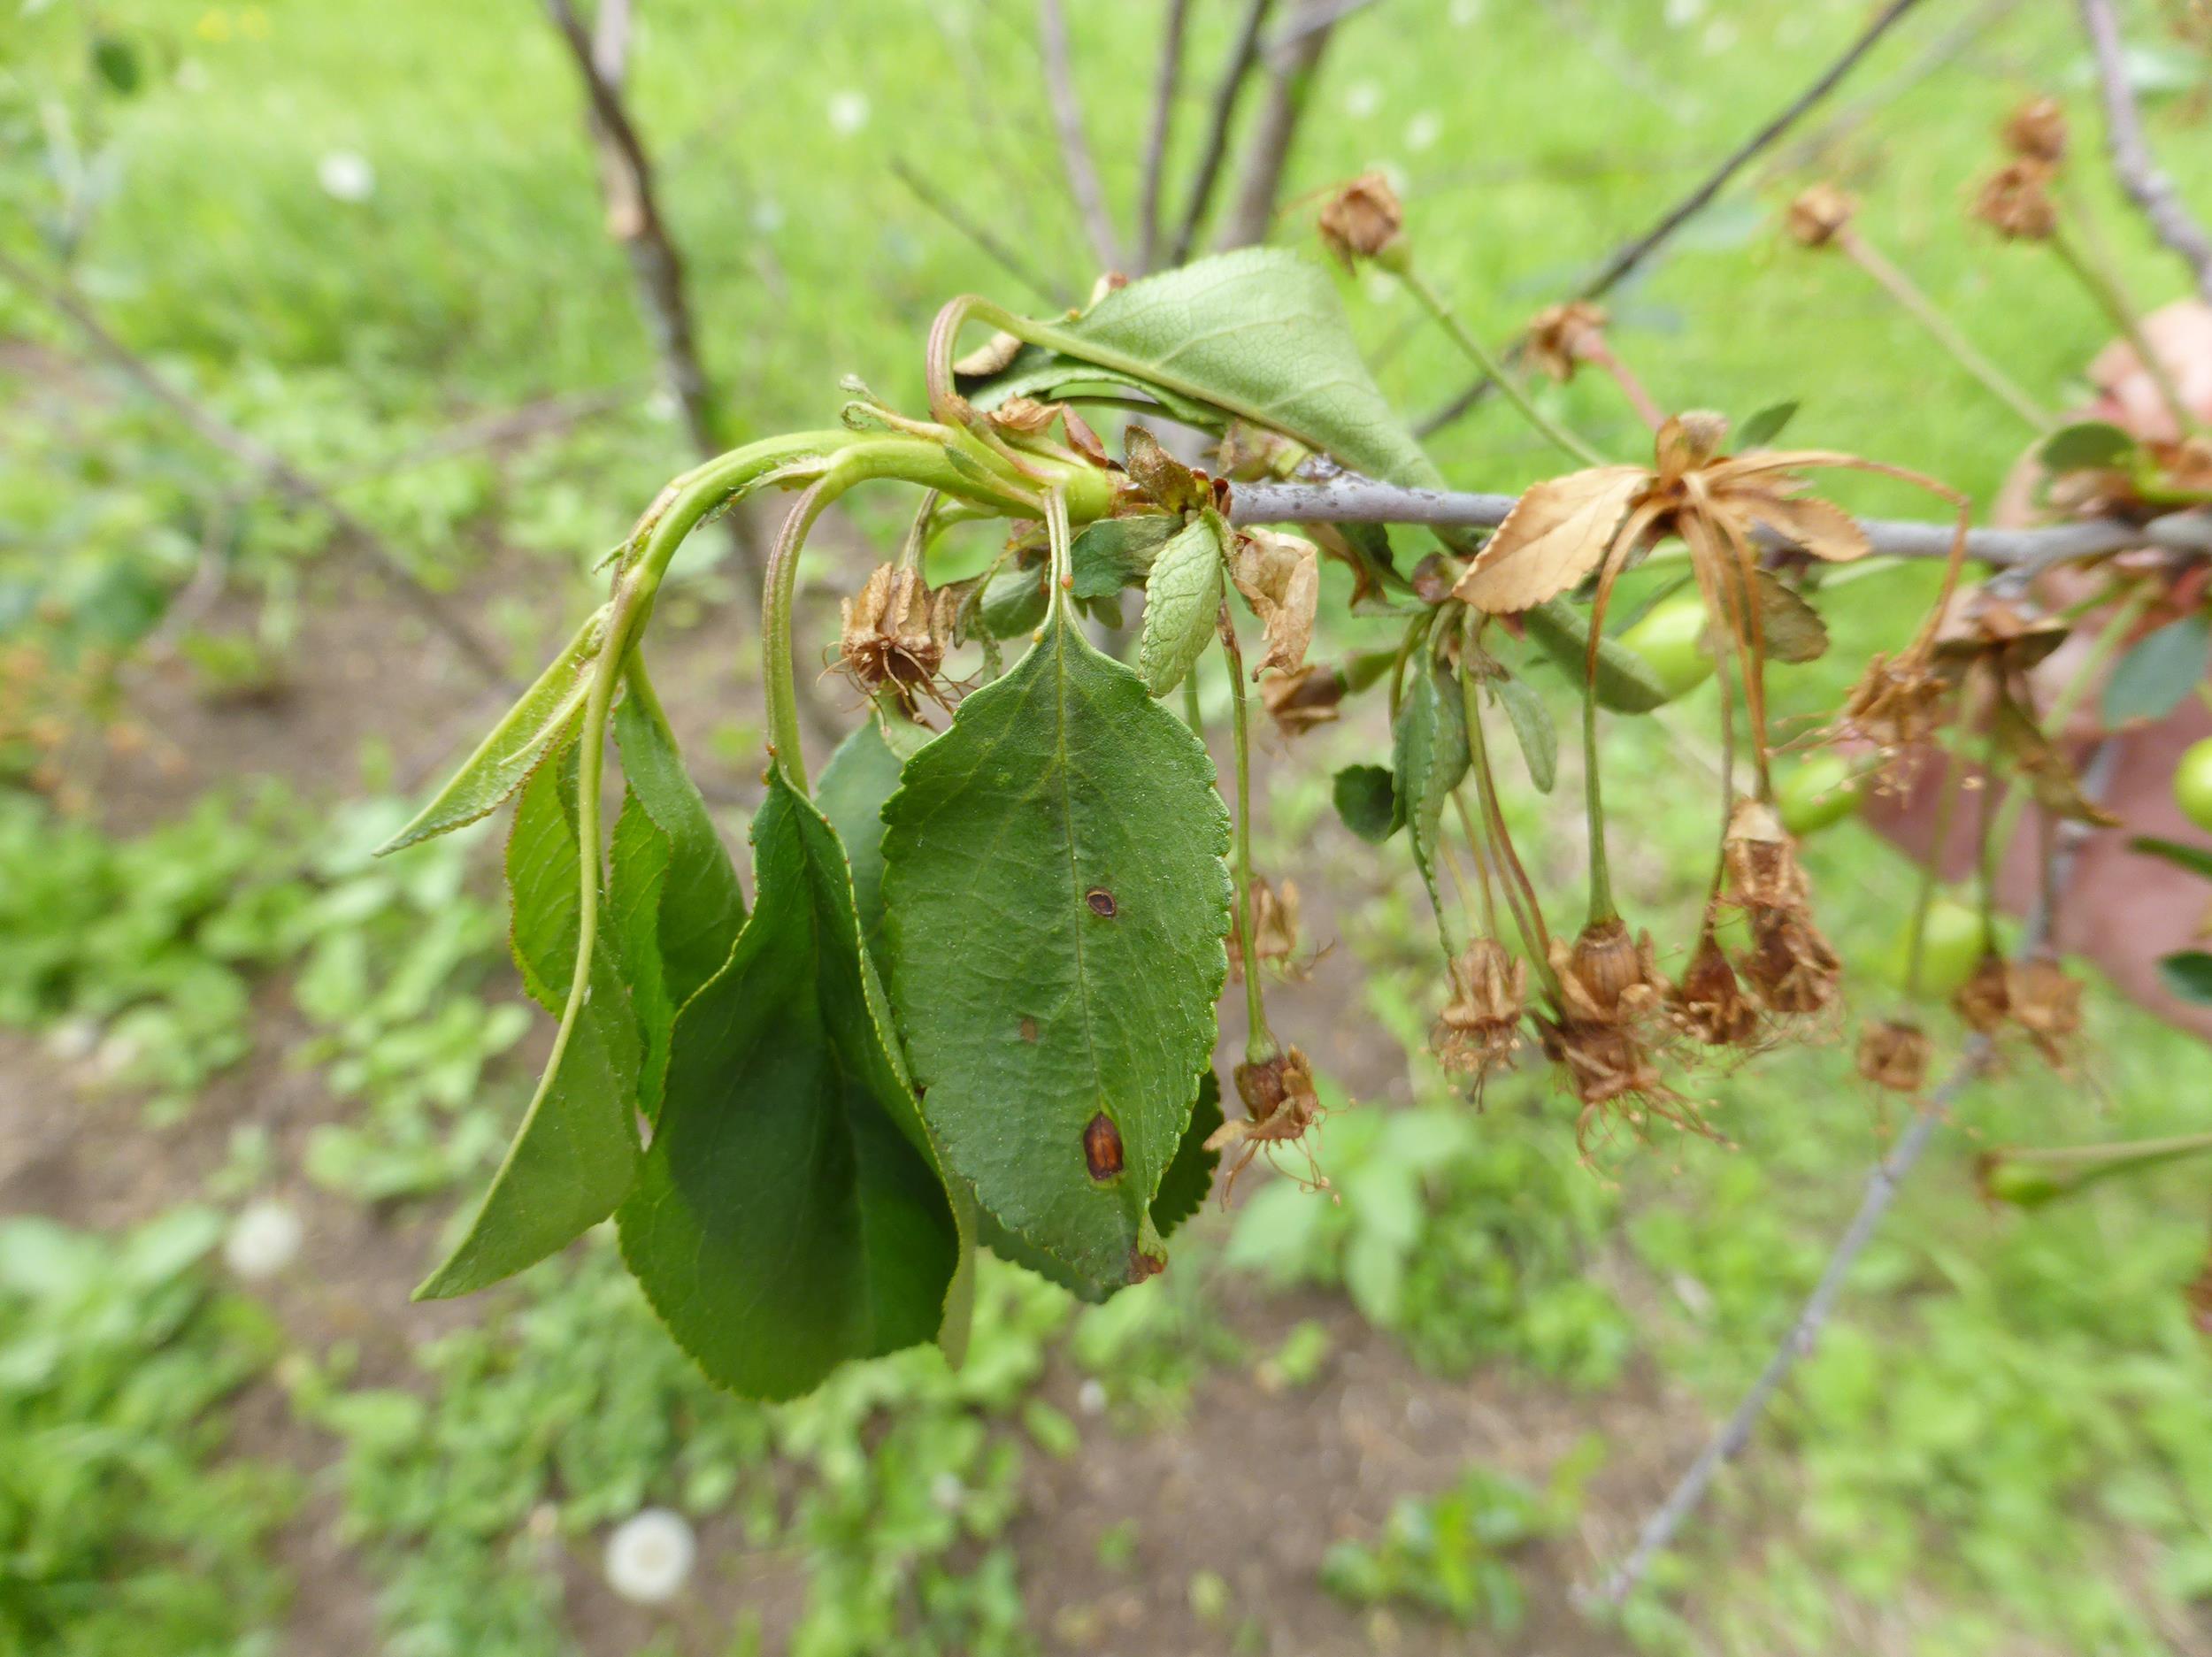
(1216, 0, 1343, 251)
(541, 0, 762, 585)
(1166, 0, 1279, 266)
(1134, 0, 1194, 273)
(1037, 0, 1123, 272)
(0, 249, 513, 690)
(1418, 0, 1931, 436)
(2077, 0, 2212, 306)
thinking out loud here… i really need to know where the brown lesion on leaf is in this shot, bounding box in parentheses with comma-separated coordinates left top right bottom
(1083, 1111, 1125, 1181)
(1085, 887, 1118, 917)
(1018, 1016, 1039, 1043)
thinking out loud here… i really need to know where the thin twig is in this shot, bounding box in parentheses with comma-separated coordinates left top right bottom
(1229, 472, 2212, 567)
(0, 249, 513, 688)
(1593, 738, 2120, 1607)
(1135, 0, 1194, 273)
(1835, 226, 2055, 431)
(1761, 0, 2024, 184)
(2077, 0, 2212, 305)
(889, 157, 1069, 306)
(1167, 0, 1278, 266)
(1217, 0, 1340, 251)
(1037, 0, 1123, 272)
(1418, 0, 1930, 436)
(541, 0, 762, 586)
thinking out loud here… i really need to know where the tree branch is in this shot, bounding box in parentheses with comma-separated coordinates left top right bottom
(2077, 0, 2212, 306)
(1228, 473, 2212, 567)
(541, 0, 762, 586)
(0, 249, 513, 690)
(889, 157, 1069, 307)
(1262, 0, 1382, 65)
(1593, 737, 2120, 1607)
(1418, 0, 1930, 436)
(1166, 0, 1278, 267)
(1135, 0, 1194, 273)
(1037, 0, 1123, 272)
(1216, 0, 1341, 252)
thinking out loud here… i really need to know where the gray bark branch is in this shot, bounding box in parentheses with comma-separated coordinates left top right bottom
(1228, 474, 2212, 568)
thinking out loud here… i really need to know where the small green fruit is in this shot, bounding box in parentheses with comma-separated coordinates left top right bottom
(2175, 737, 2212, 833)
(1880, 896, 1985, 996)
(1777, 754, 1861, 837)
(1618, 596, 1713, 702)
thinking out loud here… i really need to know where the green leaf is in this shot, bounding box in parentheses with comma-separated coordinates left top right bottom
(607, 684, 747, 1116)
(1333, 764, 1400, 843)
(1524, 597, 1670, 712)
(377, 604, 606, 854)
(978, 566, 1048, 639)
(1009, 249, 1446, 488)
(980, 1070, 1225, 1302)
(2103, 613, 2210, 728)
(1150, 1070, 1225, 1241)
(2039, 419, 2139, 474)
(1393, 657, 1470, 917)
(1493, 675, 1556, 793)
(415, 748, 641, 1300)
(2131, 835, 2212, 881)
(881, 601, 1233, 1294)
(1736, 399, 1799, 450)
(815, 712, 932, 954)
(92, 35, 141, 95)
(2159, 950, 2212, 1005)
(1139, 516, 1225, 696)
(1071, 516, 1178, 599)
(618, 771, 965, 1400)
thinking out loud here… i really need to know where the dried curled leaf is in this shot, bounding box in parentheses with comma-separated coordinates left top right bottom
(1230, 529, 1320, 679)
(1453, 466, 1647, 614)
(1124, 425, 1210, 516)
(1736, 488, 1871, 564)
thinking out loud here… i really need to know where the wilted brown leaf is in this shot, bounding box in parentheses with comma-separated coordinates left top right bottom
(1732, 488, 1871, 563)
(1453, 465, 1647, 614)
(1123, 426, 1210, 515)
(1231, 530, 1320, 679)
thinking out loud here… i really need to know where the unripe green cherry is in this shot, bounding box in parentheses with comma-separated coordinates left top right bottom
(1777, 753, 1861, 837)
(2174, 737, 2212, 833)
(1878, 895, 1985, 996)
(1618, 595, 1713, 702)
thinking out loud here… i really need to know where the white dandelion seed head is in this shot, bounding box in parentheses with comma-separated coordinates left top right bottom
(826, 90, 870, 136)
(1342, 80, 1381, 119)
(1663, 0, 1704, 26)
(604, 1507, 696, 1606)
(317, 151, 376, 203)
(751, 196, 786, 234)
(1404, 111, 1442, 152)
(223, 1201, 304, 1280)
(1448, 0, 1483, 24)
(1076, 1377, 1108, 1415)
(928, 1472, 966, 1513)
